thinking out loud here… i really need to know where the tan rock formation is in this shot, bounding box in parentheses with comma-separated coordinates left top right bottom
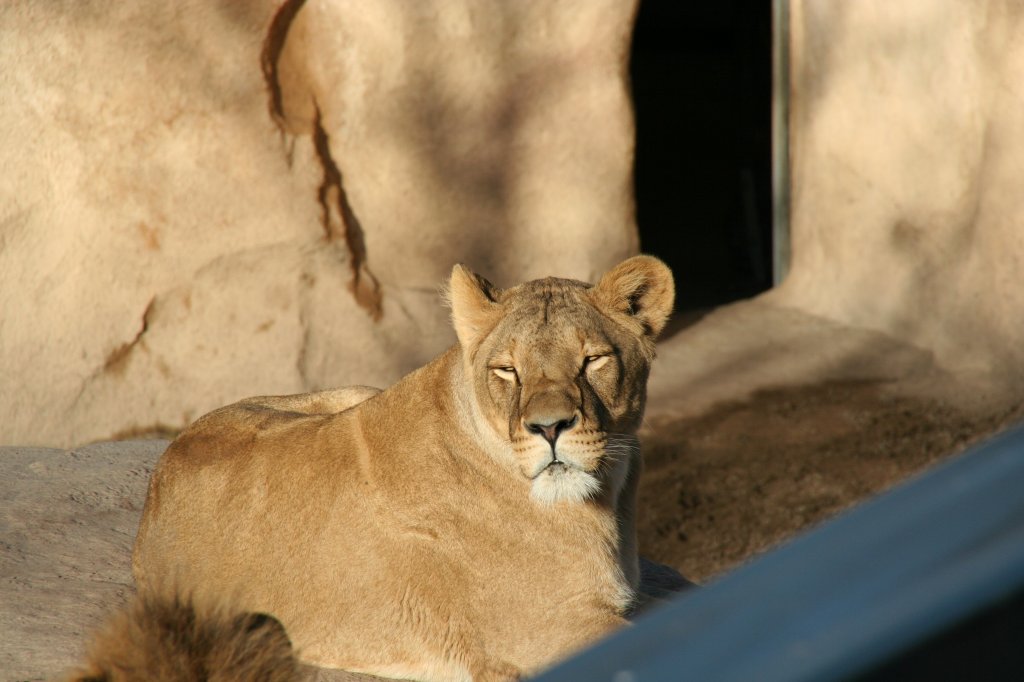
(0, 0, 639, 447)
(774, 0, 1024, 396)
(652, 0, 1024, 418)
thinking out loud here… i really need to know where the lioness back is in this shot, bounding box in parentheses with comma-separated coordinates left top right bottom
(236, 385, 382, 415)
(132, 255, 674, 681)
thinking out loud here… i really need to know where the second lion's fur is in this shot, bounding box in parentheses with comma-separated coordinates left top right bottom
(63, 595, 304, 682)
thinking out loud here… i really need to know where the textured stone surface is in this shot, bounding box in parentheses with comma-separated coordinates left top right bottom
(775, 0, 1024, 389)
(0, 0, 638, 447)
(647, 0, 1024, 423)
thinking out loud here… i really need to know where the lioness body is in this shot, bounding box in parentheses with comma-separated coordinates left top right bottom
(132, 256, 674, 680)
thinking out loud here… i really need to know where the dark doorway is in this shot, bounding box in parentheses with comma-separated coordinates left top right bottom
(630, 2, 773, 313)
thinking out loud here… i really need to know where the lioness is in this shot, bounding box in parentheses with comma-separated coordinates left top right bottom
(132, 255, 674, 681)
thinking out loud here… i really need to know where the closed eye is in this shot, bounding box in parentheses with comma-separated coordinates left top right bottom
(584, 354, 611, 371)
(491, 366, 517, 382)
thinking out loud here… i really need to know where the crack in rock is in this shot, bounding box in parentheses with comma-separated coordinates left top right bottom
(261, 0, 383, 321)
(102, 298, 155, 377)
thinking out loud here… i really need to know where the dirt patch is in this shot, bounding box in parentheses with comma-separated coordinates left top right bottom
(637, 379, 1024, 583)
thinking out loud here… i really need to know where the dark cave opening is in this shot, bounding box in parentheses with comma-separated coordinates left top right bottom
(630, 1, 774, 313)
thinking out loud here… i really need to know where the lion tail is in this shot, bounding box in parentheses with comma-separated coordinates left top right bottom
(62, 594, 307, 682)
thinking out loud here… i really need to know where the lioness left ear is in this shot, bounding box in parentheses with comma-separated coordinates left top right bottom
(447, 264, 502, 350)
(593, 255, 675, 338)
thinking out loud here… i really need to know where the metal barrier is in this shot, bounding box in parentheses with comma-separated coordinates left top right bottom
(537, 422, 1024, 681)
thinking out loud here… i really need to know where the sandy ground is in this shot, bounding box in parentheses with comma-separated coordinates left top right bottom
(638, 379, 1024, 583)
(635, 300, 1024, 583)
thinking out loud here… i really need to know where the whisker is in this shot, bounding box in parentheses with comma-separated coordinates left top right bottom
(602, 433, 640, 462)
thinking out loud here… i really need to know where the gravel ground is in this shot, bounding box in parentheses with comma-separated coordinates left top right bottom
(638, 379, 1024, 583)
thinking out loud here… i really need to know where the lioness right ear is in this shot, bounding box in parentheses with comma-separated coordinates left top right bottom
(593, 255, 675, 339)
(447, 264, 501, 350)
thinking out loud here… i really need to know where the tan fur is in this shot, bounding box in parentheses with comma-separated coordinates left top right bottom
(132, 256, 674, 681)
(62, 595, 305, 682)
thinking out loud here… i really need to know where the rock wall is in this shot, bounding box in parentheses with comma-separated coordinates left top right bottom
(646, 0, 1024, 423)
(0, 0, 639, 446)
(772, 1, 1024, 397)
(7, 0, 1022, 448)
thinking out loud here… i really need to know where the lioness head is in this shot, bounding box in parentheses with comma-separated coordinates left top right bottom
(448, 256, 674, 505)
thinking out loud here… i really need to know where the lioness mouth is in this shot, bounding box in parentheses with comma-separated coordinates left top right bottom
(544, 460, 575, 475)
(528, 460, 571, 479)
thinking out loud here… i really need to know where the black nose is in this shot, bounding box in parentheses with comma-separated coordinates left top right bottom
(525, 415, 578, 446)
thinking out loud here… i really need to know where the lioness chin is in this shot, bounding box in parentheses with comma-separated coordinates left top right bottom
(131, 255, 674, 681)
